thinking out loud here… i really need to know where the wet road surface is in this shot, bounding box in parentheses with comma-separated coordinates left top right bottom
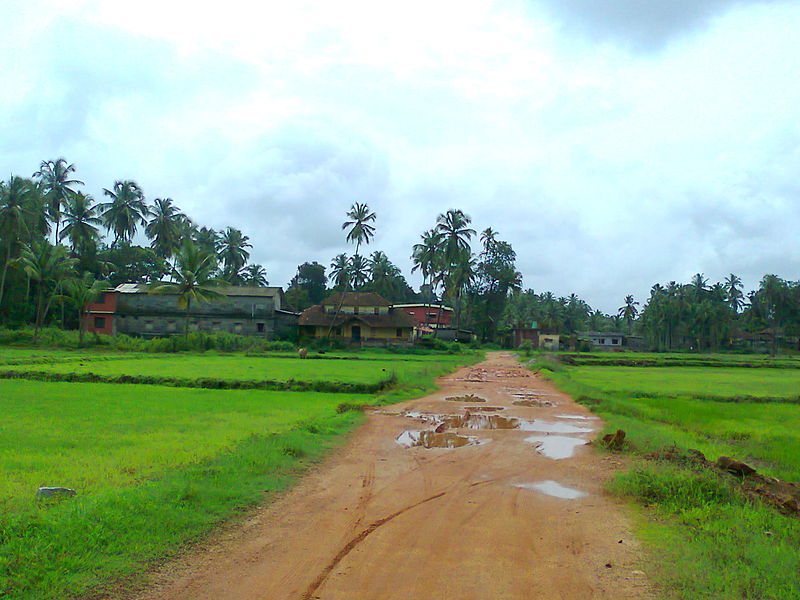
(134, 352, 654, 600)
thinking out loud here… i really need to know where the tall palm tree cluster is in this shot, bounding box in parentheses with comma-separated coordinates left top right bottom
(409, 210, 525, 339)
(318, 203, 416, 307)
(639, 273, 800, 352)
(0, 158, 269, 329)
(502, 289, 617, 337)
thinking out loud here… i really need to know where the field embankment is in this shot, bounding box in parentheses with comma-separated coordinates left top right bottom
(531, 352, 800, 599)
(0, 348, 481, 600)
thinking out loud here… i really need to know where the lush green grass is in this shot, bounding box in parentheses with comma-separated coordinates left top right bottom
(540, 361, 800, 599)
(0, 354, 472, 386)
(569, 365, 800, 400)
(557, 350, 800, 368)
(0, 348, 478, 599)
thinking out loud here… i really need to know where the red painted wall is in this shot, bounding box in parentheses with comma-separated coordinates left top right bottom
(85, 292, 117, 335)
(401, 305, 452, 327)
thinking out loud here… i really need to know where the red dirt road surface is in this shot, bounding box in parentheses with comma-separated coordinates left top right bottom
(134, 352, 654, 600)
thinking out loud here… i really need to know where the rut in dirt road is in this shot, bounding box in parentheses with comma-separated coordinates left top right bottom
(134, 352, 654, 600)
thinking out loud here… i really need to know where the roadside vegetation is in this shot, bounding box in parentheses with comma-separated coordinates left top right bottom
(0, 348, 480, 600)
(531, 352, 800, 599)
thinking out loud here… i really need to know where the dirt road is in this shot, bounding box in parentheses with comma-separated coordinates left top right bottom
(136, 352, 654, 600)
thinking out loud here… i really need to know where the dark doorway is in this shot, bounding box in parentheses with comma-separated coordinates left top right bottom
(351, 325, 361, 342)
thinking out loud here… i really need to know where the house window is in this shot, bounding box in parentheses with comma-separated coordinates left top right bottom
(257, 322, 265, 333)
(396, 328, 403, 338)
(374, 307, 379, 315)
(234, 323, 243, 332)
(94, 316, 106, 329)
(334, 327, 342, 336)
(612, 338, 619, 344)
(353, 306, 359, 314)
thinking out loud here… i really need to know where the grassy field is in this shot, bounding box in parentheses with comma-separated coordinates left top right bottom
(0, 348, 480, 600)
(537, 356, 800, 599)
(555, 350, 800, 368)
(568, 365, 800, 400)
(0, 351, 475, 385)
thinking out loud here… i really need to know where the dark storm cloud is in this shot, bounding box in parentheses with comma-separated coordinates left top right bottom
(534, 0, 782, 51)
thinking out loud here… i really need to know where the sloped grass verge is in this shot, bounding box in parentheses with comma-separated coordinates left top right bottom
(0, 368, 394, 393)
(538, 365, 800, 599)
(0, 411, 363, 600)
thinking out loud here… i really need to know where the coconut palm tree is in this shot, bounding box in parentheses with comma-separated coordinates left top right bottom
(329, 253, 350, 291)
(13, 241, 77, 340)
(33, 158, 83, 242)
(0, 176, 35, 309)
(349, 254, 369, 289)
(411, 229, 443, 293)
(60, 192, 101, 255)
(435, 209, 475, 266)
(60, 274, 108, 344)
(724, 273, 744, 313)
(342, 202, 376, 259)
(480, 227, 497, 252)
(617, 295, 640, 331)
(145, 198, 186, 262)
(100, 180, 148, 246)
(149, 241, 226, 337)
(190, 226, 219, 259)
(241, 264, 269, 287)
(216, 227, 252, 283)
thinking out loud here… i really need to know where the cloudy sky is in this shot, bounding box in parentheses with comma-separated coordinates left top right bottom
(3, 0, 799, 312)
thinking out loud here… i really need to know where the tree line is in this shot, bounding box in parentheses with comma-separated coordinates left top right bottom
(0, 158, 266, 332)
(3, 158, 797, 350)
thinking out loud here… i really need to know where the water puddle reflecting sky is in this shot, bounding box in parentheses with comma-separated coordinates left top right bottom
(514, 480, 587, 499)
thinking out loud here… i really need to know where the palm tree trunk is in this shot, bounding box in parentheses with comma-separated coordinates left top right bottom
(184, 298, 192, 338)
(33, 287, 45, 342)
(79, 307, 86, 345)
(0, 242, 12, 314)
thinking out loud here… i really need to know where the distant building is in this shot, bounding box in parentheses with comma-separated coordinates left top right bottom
(393, 303, 453, 336)
(510, 326, 560, 350)
(578, 331, 627, 349)
(298, 292, 416, 346)
(538, 333, 560, 350)
(84, 283, 297, 338)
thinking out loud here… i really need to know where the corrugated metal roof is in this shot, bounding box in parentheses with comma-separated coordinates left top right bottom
(113, 283, 281, 297)
(322, 292, 391, 307)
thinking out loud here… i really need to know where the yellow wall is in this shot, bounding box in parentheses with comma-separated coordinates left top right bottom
(309, 324, 411, 340)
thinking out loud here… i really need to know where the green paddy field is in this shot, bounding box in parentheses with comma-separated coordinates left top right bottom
(0, 347, 480, 600)
(537, 351, 800, 600)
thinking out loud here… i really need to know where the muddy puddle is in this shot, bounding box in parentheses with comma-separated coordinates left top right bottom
(514, 480, 587, 499)
(395, 430, 479, 449)
(521, 420, 593, 434)
(444, 394, 487, 403)
(403, 412, 593, 434)
(506, 388, 558, 407)
(469, 406, 505, 412)
(555, 414, 595, 421)
(526, 435, 587, 459)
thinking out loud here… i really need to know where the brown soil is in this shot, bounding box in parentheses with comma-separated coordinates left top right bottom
(133, 352, 655, 600)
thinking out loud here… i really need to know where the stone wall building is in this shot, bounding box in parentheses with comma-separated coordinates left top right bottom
(85, 283, 297, 338)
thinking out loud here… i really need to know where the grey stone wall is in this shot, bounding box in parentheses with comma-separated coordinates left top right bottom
(113, 292, 293, 338)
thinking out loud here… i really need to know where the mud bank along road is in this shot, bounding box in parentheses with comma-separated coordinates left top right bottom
(135, 352, 654, 600)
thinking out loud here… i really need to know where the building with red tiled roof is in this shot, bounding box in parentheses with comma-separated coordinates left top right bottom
(298, 292, 415, 345)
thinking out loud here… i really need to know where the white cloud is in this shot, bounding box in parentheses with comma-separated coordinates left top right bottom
(1, 0, 800, 311)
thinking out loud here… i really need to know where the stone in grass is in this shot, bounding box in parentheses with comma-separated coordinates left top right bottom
(716, 456, 757, 477)
(36, 486, 77, 499)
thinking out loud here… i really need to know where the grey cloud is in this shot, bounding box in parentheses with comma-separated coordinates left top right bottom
(534, 0, 782, 51)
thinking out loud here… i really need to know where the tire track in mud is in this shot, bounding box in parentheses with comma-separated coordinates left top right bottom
(300, 491, 447, 600)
